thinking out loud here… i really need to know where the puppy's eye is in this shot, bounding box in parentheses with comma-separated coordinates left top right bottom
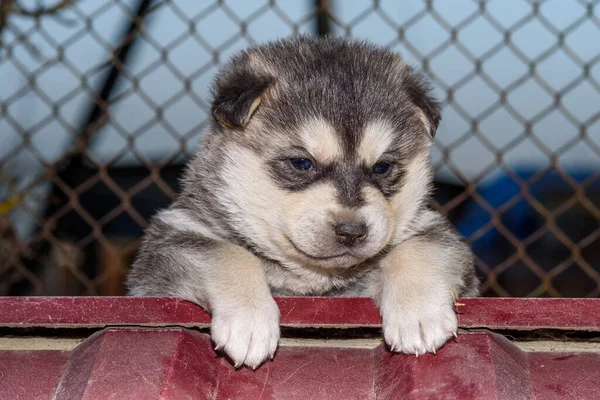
(290, 158, 313, 171)
(373, 161, 391, 175)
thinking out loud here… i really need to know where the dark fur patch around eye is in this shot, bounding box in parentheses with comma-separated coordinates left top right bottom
(367, 164, 405, 197)
(267, 155, 405, 204)
(267, 158, 322, 191)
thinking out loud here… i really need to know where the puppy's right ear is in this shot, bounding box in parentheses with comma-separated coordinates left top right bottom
(211, 69, 273, 130)
(404, 66, 442, 138)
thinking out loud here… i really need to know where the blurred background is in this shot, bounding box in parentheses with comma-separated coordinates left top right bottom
(0, 0, 598, 297)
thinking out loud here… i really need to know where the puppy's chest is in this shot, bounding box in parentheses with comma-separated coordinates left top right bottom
(262, 259, 377, 297)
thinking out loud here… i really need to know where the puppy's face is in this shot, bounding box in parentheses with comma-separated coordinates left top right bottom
(207, 37, 440, 269)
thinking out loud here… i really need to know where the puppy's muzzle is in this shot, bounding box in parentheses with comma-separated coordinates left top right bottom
(333, 221, 368, 247)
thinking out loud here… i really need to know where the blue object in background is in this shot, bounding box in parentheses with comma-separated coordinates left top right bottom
(455, 167, 599, 279)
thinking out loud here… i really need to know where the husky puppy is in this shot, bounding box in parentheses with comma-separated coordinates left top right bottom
(127, 36, 479, 369)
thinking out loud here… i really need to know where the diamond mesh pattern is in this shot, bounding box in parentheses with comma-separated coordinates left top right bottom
(0, 0, 599, 297)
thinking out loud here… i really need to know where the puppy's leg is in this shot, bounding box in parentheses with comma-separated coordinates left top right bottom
(375, 217, 478, 355)
(128, 222, 279, 369)
(204, 243, 280, 369)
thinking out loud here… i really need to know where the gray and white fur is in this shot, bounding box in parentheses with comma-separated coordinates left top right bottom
(126, 36, 479, 369)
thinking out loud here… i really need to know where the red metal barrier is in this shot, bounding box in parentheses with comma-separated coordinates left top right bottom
(0, 297, 599, 399)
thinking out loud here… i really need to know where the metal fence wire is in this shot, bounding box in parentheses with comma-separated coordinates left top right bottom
(0, 0, 599, 297)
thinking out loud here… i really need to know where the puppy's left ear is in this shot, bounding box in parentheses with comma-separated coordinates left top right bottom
(211, 68, 273, 130)
(404, 68, 442, 138)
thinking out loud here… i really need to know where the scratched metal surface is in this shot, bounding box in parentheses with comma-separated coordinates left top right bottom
(1, 297, 600, 329)
(0, 297, 599, 399)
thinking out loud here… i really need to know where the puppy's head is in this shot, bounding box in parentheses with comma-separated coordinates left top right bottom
(206, 36, 440, 269)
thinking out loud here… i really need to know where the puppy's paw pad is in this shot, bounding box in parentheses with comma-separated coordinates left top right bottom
(211, 300, 280, 369)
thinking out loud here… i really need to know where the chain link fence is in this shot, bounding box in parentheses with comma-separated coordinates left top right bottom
(0, 0, 599, 297)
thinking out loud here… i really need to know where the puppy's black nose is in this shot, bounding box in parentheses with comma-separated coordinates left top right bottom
(334, 222, 367, 247)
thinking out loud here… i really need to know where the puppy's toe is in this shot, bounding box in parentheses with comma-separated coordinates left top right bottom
(211, 299, 280, 369)
(382, 301, 457, 356)
(419, 308, 458, 353)
(383, 313, 427, 356)
(244, 321, 280, 369)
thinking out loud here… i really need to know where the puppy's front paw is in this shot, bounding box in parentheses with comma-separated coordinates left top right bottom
(381, 293, 457, 356)
(210, 297, 280, 369)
